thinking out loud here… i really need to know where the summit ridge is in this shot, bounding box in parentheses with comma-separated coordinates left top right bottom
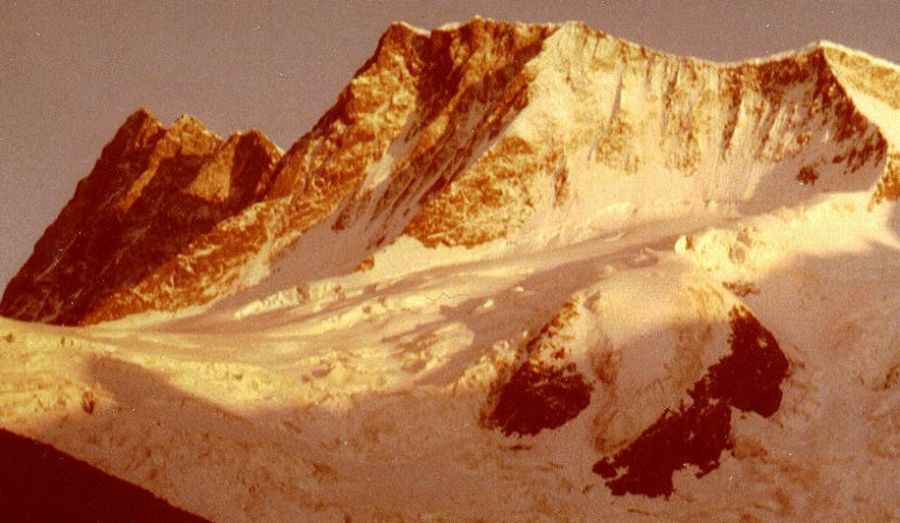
(0, 18, 898, 523)
(1, 17, 898, 326)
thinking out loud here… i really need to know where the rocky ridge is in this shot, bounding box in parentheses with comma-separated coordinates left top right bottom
(0, 18, 897, 522)
(1, 110, 280, 324)
(2, 18, 898, 326)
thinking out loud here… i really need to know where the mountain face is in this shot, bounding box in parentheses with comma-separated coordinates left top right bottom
(0, 18, 898, 522)
(2, 18, 897, 325)
(0, 111, 281, 324)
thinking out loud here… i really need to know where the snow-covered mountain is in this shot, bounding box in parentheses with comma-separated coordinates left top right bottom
(0, 18, 898, 522)
(3, 18, 897, 325)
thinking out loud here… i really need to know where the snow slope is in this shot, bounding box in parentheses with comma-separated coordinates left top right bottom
(0, 18, 898, 522)
(1, 194, 897, 521)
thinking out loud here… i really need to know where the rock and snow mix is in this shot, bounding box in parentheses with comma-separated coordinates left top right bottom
(1, 18, 898, 522)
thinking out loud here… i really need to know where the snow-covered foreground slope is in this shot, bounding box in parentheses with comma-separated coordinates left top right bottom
(1, 193, 897, 521)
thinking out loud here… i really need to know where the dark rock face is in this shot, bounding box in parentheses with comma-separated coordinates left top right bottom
(490, 360, 593, 436)
(0, 428, 210, 522)
(487, 299, 594, 437)
(593, 306, 789, 498)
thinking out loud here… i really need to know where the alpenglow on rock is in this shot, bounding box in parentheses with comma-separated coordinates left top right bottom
(1, 18, 899, 523)
(2, 18, 898, 325)
(0, 111, 282, 324)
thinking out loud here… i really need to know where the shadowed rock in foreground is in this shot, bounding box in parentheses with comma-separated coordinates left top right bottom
(593, 306, 790, 498)
(0, 428, 210, 522)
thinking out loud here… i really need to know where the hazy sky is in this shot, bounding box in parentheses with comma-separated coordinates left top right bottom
(2, 1, 898, 289)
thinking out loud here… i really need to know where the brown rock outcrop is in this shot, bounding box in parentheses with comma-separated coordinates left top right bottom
(0, 110, 280, 324)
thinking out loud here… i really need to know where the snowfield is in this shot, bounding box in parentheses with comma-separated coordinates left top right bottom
(1, 194, 897, 521)
(1, 19, 898, 522)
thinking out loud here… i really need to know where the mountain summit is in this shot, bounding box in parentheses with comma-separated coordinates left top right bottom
(0, 19, 898, 522)
(2, 19, 897, 325)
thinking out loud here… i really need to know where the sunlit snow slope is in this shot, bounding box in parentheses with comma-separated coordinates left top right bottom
(1, 18, 898, 523)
